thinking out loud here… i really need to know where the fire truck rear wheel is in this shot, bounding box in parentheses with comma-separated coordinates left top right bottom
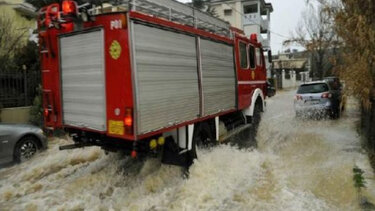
(190, 122, 216, 161)
(196, 122, 216, 148)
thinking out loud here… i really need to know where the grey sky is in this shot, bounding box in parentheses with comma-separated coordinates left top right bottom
(268, 0, 307, 53)
(178, 0, 308, 53)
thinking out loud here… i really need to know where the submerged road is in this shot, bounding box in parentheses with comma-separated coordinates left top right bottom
(1, 90, 375, 210)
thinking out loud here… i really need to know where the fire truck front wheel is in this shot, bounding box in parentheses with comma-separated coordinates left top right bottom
(252, 100, 263, 133)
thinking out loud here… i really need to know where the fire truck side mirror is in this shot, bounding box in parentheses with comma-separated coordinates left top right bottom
(267, 50, 272, 63)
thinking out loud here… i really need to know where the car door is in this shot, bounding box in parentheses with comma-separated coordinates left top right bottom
(0, 125, 13, 160)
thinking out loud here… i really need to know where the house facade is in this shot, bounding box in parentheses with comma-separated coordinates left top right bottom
(0, 0, 37, 44)
(272, 50, 312, 89)
(207, 0, 273, 77)
(208, 0, 273, 50)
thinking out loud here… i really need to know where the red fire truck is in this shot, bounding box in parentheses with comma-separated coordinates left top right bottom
(38, 0, 273, 167)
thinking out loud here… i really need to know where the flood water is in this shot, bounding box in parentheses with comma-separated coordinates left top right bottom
(1, 90, 375, 211)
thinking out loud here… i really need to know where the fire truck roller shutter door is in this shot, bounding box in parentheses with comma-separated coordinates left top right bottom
(200, 39, 236, 116)
(132, 23, 200, 135)
(60, 29, 106, 131)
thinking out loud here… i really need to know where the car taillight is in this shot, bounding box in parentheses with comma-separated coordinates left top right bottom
(124, 108, 133, 134)
(295, 95, 303, 100)
(321, 92, 332, 98)
(62, 0, 77, 15)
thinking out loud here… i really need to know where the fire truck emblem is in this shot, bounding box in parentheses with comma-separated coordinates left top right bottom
(109, 40, 121, 60)
(251, 71, 255, 79)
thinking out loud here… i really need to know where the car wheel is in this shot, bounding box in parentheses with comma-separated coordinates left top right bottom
(329, 106, 340, 119)
(336, 100, 342, 117)
(336, 105, 341, 118)
(14, 136, 39, 163)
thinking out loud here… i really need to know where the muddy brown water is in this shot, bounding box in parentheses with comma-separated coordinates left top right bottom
(1, 90, 374, 211)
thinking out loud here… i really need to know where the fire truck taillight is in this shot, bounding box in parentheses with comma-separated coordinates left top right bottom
(44, 108, 49, 117)
(62, 0, 77, 15)
(124, 108, 133, 134)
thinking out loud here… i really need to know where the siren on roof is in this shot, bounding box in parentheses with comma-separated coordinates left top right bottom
(250, 33, 258, 42)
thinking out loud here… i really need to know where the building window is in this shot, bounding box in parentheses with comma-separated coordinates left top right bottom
(256, 48, 262, 67)
(224, 9, 232, 16)
(244, 4, 258, 14)
(249, 45, 256, 69)
(239, 42, 248, 69)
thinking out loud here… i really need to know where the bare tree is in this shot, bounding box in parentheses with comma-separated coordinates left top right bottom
(192, 0, 217, 17)
(284, 2, 340, 79)
(0, 13, 29, 71)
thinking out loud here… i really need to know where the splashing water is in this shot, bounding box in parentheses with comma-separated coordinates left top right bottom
(1, 90, 374, 211)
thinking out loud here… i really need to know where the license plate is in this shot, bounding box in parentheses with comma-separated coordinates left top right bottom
(108, 120, 124, 135)
(305, 100, 320, 105)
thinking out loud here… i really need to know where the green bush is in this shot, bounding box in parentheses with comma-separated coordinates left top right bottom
(29, 85, 42, 126)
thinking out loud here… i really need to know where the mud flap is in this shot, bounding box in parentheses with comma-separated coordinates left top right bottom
(161, 136, 195, 168)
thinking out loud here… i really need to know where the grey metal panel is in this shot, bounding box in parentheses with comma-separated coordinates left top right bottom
(126, 0, 230, 36)
(60, 30, 106, 131)
(133, 23, 199, 134)
(200, 39, 236, 115)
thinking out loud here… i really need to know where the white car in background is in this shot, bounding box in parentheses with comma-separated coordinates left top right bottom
(294, 81, 343, 118)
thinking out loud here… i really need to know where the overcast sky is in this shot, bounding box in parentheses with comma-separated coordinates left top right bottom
(268, 0, 307, 53)
(178, 0, 308, 53)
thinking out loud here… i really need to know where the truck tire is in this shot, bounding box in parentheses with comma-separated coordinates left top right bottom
(194, 122, 216, 147)
(190, 122, 216, 161)
(252, 102, 262, 132)
(14, 136, 39, 163)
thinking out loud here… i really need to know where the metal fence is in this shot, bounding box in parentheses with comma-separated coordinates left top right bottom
(0, 71, 41, 108)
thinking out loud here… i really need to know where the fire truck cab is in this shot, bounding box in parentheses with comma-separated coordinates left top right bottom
(38, 0, 271, 167)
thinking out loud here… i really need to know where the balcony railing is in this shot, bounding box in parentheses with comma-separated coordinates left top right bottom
(261, 39, 270, 49)
(243, 13, 269, 32)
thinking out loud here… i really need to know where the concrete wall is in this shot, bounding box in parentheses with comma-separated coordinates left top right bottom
(211, 1, 243, 29)
(244, 25, 260, 35)
(282, 70, 297, 89)
(275, 70, 311, 90)
(0, 107, 31, 123)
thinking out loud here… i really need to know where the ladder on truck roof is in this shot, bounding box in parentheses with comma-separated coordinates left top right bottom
(120, 0, 231, 37)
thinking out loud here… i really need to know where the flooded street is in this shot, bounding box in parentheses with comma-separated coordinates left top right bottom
(1, 90, 375, 211)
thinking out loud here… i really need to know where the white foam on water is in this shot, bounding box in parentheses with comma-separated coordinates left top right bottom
(0, 90, 374, 211)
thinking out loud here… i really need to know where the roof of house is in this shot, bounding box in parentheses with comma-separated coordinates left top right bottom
(209, 0, 273, 12)
(272, 51, 309, 69)
(13, 2, 37, 18)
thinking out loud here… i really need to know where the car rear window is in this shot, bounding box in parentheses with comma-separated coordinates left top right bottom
(297, 83, 329, 94)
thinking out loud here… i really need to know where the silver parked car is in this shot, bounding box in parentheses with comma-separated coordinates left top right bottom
(294, 81, 343, 118)
(0, 124, 48, 165)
